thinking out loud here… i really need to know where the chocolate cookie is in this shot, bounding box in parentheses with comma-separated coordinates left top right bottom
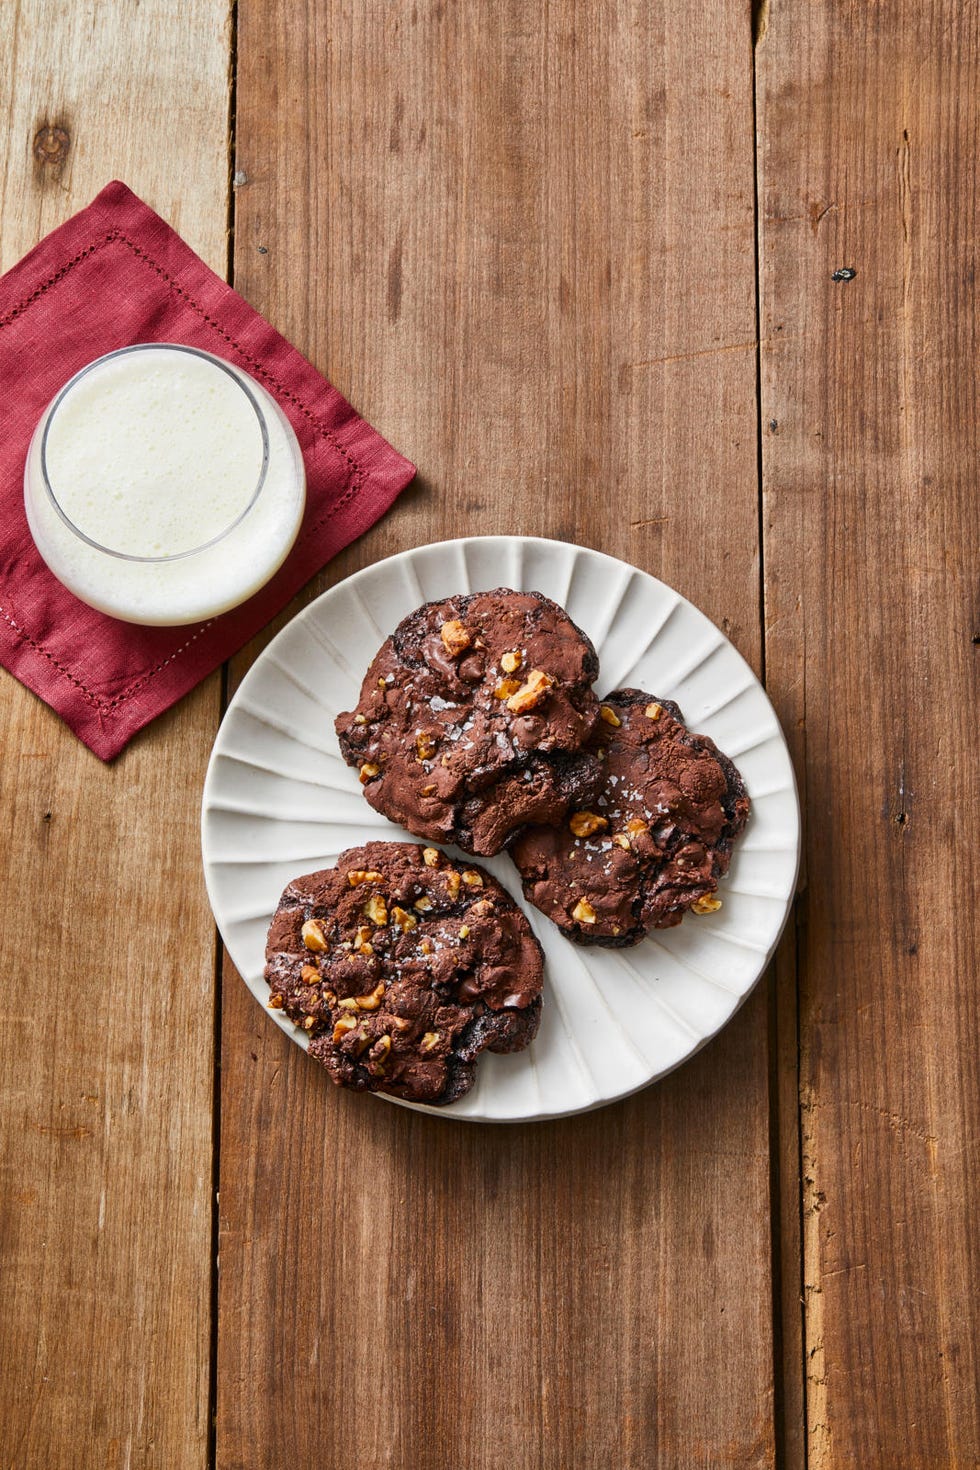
(264, 841, 543, 1105)
(509, 690, 750, 945)
(335, 589, 603, 855)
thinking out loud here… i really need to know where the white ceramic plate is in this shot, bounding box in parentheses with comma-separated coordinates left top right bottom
(201, 536, 800, 1122)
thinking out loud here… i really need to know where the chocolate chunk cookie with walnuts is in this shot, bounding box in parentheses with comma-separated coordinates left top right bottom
(335, 589, 603, 855)
(264, 841, 543, 1105)
(509, 690, 750, 945)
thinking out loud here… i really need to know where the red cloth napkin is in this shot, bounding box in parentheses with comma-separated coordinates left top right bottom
(0, 181, 415, 759)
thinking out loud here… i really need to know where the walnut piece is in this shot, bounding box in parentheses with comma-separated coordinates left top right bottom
(506, 669, 555, 713)
(612, 833, 631, 850)
(571, 898, 597, 925)
(445, 870, 462, 900)
(391, 905, 418, 932)
(645, 702, 663, 720)
(363, 893, 388, 927)
(599, 704, 622, 727)
(500, 649, 522, 674)
(301, 919, 329, 952)
(569, 811, 608, 838)
(355, 981, 387, 1011)
(359, 762, 381, 783)
(268, 994, 284, 1009)
(440, 619, 472, 657)
(494, 677, 521, 700)
(422, 847, 441, 868)
(462, 870, 484, 888)
(421, 1031, 440, 1052)
(300, 964, 320, 985)
(691, 895, 723, 915)
(333, 1016, 358, 1042)
(347, 869, 384, 887)
(416, 731, 437, 761)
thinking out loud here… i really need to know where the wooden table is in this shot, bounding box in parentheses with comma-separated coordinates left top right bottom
(2, 3, 977, 1466)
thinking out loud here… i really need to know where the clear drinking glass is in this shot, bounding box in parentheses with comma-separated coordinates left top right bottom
(24, 343, 306, 625)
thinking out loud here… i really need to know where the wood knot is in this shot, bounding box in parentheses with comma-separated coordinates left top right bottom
(33, 125, 70, 166)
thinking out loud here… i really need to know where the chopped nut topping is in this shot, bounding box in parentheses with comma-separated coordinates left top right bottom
(596, 746, 607, 760)
(391, 1016, 412, 1032)
(377, 678, 387, 690)
(355, 981, 387, 1011)
(353, 924, 374, 955)
(363, 893, 388, 927)
(359, 762, 381, 783)
(422, 847, 441, 868)
(337, 997, 360, 1011)
(569, 810, 608, 838)
(500, 649, 522, 674)
(372, 1034, 392, 1063)
(599, 704, 622, 727)
(421, 783, 437, 796)
(440, 619, 472, 657)
(353, 713, 368, 725)
(333, 1016, 358, 1042)
(301, 919, 329, 952)
(467, 898, 494, 917)
(347, 869, 384, 887)
(494, 677, 521, 700)
(303, 1015, 317, 1031)
(414, 896, 433, 912)
(459, 924, 470, 939)
(445, 870, 462, 899)
(353, 1028, 373, 1057)
(626, 817, 649, 834)
(612, 833, 631, 850)
(391, 905, 418, 932)
(645, 702, 663, 720)
(612, 925, 622, 935)
(416, 730, 437, 761)
(420, 939, 433, 955)
(462, 870, 484, 888)
(268, 994, 284, 1009)
(691, 895, 723, 915)
(572, 898, 598, 925)
(300, 964, 320, 985)
(421, 1031, 440, 1052)
(506, 669, 555, 713)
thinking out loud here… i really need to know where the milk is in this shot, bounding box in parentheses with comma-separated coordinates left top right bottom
(24, 345, 306, 625)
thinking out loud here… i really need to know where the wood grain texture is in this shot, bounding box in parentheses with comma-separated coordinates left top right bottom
(758, 2, 980, 1464)
(220, 3, 774, 1467)
(0, 3, 231, 1466)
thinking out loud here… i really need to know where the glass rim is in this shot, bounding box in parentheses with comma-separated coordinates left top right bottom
(38, 343, 271, 564)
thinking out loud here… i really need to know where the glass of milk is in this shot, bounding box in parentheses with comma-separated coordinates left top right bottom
(23, 344, 306, 625)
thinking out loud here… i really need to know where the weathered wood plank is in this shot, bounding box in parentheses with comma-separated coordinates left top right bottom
(220, 4, 773, 1467)
(758, 2, 980, 1463)
(0, 3, 231, 1466)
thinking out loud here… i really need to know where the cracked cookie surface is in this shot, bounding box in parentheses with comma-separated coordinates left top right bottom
(334, 589, 603, 856)
(509, 690, 750, 945)
(264, 841, 543, 1105)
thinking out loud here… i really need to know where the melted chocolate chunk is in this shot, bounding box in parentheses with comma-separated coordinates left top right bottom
(264, 842, 543, 1105)
(335, 589, 603, 855)
(509, 690, 750, 945)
